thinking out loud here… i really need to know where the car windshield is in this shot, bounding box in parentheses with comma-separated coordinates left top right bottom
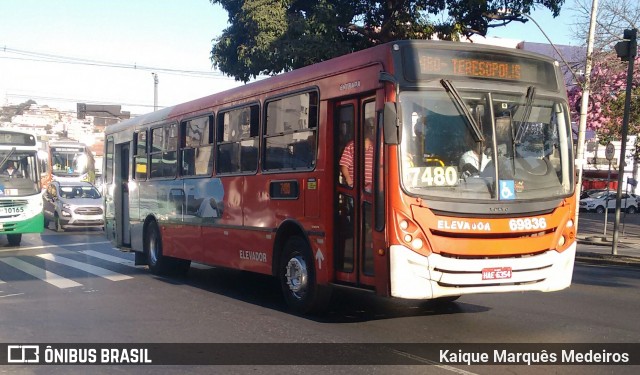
(59, 185, 101, 199)
(399, 87, 573, 201)
(591, 191, 612, 199)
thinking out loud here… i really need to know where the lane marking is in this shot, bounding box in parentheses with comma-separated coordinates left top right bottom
(0, 241, 111, 254)
(37, 253, 133, 281)
(391, 350, 480, 375)
(79, 250, 137, 268)
(0, 257, 82, 289)
(0, 293, 25, 298)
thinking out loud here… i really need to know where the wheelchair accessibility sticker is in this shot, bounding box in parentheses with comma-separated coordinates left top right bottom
(499, 180, 515, 200)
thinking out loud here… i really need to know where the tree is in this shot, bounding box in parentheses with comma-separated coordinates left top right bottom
(567, 0, 639, 140)
(210, 0, 566, 82)
(571, 0, 640, 52)
(600, 63, 640, 157)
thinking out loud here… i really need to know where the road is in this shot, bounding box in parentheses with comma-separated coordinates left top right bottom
(0, 228, 639, 374)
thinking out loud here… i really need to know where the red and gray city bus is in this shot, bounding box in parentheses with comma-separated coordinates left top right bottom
(104, 40, 576, 314)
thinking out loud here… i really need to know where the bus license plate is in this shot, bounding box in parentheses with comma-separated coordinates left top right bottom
(482, 267, 512, 280)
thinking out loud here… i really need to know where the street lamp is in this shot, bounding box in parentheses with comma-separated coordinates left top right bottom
(485, 4, 600, 230)
(484, 9, 581, 84)
(152, 73, 159, 111)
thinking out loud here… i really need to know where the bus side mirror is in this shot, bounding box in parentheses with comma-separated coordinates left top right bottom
(383, 102, 399, 145)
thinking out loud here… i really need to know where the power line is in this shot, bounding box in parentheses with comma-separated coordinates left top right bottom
(6, 93, 161, 111)
(0, 45, 234, 79)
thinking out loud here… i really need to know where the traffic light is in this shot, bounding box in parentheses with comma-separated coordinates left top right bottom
(614, 29, 638, 61)
(77, 103, 87, 119)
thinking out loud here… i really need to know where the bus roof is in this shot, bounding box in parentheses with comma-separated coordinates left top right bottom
(106, 39, 559, 135)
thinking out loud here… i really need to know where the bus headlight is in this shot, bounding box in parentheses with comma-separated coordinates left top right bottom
(558, 236, 566, 247)
(399, 220, 409, 230)
(395, 210, 431, 254)
(411, 238, 423, 250)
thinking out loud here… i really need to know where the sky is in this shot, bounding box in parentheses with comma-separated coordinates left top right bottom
(0, 0, 585, 116)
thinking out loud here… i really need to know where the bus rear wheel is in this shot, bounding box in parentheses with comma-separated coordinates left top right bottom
(7, 234, 22, 246)
(279, 236, 331, 315)
(145, 221, 190, 276)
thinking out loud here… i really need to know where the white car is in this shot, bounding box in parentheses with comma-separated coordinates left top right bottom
(43, 181, 105, 231)
(579, 190, 638, 214)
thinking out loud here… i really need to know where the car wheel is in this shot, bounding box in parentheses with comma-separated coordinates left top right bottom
(55, 215, 64, 232)
(279, 236, 331, 315)
(628, 206, 637, 214)
(7, 234, 21, 246)
(595, 206, 605, 214)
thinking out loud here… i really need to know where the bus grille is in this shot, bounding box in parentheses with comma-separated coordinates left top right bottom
(74, 207, 103, 215)
(0, 200, 28, 207)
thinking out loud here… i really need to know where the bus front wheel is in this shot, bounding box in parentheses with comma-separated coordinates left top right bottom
(7, 234, 21, 246)
(279, 236, 331, 315)
(145, 221, 190, 276)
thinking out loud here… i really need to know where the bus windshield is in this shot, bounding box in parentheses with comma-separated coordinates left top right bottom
(51, 148, 89, 177)
(0, 151, 41, 195)
(400, 88, 572, 201)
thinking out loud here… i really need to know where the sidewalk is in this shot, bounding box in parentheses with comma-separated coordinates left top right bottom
(575, 211, 640, 267)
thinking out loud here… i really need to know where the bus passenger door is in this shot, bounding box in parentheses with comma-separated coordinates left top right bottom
(116, 142, 131, 247)
(334, 99, 377, 288)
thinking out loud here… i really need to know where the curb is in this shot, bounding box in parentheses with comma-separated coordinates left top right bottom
(576, 237, 634, 248)
(575, 252, 640, 267)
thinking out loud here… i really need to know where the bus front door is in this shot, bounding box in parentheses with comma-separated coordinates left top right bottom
(334, 99, 376, 288)
(115, 142, 131, 247)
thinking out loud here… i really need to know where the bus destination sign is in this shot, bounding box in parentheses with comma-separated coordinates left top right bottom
(421, 55, 521, 80)
(0, 131, 37, 147)
(404, 48, 557, 90)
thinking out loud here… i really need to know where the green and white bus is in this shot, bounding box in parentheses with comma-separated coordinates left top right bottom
(0, 130, 45, 246)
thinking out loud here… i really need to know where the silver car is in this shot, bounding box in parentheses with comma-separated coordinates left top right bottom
(43, 181, 104, 231)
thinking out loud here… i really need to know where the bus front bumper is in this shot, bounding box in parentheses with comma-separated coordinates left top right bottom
(389, 243, 576, 300)
(0, 212, 45, 235)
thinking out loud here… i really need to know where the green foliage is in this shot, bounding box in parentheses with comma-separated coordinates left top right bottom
(601, 85, 640, 157)
(210, 0, 565, 82)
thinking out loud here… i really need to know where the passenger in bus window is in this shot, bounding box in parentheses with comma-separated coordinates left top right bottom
(339, 120, 374, 189)
(2, 161, 23, 178)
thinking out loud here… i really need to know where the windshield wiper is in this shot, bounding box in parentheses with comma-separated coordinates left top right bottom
(440, 79, 484, 143)
(514, 86, 536, 144)
(0, 147, 16, 171)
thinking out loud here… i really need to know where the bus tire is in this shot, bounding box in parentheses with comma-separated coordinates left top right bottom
(146, 221, 168, 275)
(279, 236, 331, 315)
(145, 221, 190, 276)
(7, 234, 22, 246)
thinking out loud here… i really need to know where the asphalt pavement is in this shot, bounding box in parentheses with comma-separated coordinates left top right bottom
(575, 211, 640, 267)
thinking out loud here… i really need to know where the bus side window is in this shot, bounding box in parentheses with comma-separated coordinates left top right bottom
(264, 91, 317, 172)
(181, 115, 214, 177)
(216, 106, 258, 175)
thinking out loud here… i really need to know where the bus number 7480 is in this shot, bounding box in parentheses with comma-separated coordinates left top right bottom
(405, 166, 459, 187)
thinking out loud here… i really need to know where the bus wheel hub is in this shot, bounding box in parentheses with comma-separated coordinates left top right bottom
(285, 256, 308, 296)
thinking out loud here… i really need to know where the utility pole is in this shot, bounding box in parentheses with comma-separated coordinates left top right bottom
(152, 73, 159, 111)
(574, 0, 599, 231)
(612, 28, 638, 255)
